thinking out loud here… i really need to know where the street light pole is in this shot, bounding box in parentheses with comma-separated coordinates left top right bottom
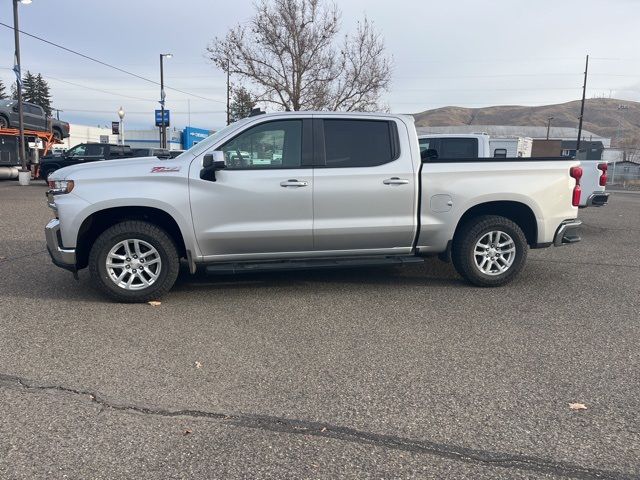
(546, 116, 554, 140)
(118, 107, 125, 146)
(12, 0, 30, 175)
(159, 53, 172, 149)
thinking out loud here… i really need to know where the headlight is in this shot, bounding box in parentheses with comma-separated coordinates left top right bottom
(48, 179, 75, 194)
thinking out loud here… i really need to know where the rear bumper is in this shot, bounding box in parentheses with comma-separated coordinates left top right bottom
(45, 218, 77, 271)
(586, 192, 610, 207)
(553, 219, 582, 247)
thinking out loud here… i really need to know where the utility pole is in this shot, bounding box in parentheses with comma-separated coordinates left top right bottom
(546, 116, 554, 140)
(226, 57, 231, 125)
(159, 53, 172, 149)
(576, 54, 589, 153)
(12, 0, 28, 176)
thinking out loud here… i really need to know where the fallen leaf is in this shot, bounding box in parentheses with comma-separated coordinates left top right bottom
(183, 429, 192, 436)
(569, 403, 588, 410)
(320, 427, 327, 433)
(148, 301, 161, 306)
(194, 361, 202, 369)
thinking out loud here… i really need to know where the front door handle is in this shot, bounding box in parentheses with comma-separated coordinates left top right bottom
(383, 177, 409, 185)
(280, 179, 308, 187)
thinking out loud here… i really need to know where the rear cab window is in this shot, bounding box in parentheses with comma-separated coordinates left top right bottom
(322, 119, 399, 167)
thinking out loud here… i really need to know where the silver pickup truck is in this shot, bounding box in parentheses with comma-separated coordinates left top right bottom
(45, 112, 583, 302)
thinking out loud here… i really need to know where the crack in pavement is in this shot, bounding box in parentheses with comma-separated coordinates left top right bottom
(0, 249, 46, 265)
(0, 373, 633, 480)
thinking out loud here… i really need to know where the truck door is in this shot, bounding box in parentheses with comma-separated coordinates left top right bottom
(23, 104, 46, 131)
(190, 118, 314, 258)
(312, 118, 416, 252)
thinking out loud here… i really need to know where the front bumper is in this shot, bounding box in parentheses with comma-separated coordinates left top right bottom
(586, 192, 610, 207)
(553, 219, 582, 247)
(45, 218, 77, 271)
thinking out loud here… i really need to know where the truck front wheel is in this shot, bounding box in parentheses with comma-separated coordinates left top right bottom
(451, 215, 528, 287)
(88, 221, 180, 302)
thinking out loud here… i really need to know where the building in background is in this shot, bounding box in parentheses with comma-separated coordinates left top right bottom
(125, 128, 183, 150)
(415, 125, 610, 146)
(182, 127, 213, 149)
(57, 124, 214, 151)
(560, 140, 604, 159)
(59, 124, 118, 152)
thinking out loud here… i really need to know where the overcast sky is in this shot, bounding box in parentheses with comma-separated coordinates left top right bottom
(1, 0, 639, 130)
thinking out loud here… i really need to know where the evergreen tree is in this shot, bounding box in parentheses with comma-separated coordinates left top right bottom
(35, 74, 52, 116)
(229, 87, 257, 123)
(0, 78, 7, 100)
(21, 71, 38, 104)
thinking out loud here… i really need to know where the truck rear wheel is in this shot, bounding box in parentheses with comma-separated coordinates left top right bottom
(88, 221, 180, 303)
(451, 215, 528, 287)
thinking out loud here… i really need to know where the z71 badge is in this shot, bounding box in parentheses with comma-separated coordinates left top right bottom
(150, 166, 181, 173)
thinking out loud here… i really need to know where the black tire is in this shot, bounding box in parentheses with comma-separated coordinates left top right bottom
(52, 128, 62, 141)
(88, 221, 180, 303)
(0, 115, 8, 129)
(39, 165, 56, 180)
(451, 215, 528, 287)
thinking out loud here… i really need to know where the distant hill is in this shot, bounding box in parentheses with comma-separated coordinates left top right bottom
(412, 98, 640, 146)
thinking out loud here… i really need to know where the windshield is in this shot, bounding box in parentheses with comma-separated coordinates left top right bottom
(177, 117, 255, 159)
(0, 100, 15, 107)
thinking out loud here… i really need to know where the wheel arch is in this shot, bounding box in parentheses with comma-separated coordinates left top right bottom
(453, 200, 538, 247)
(75, 206, 187, 269)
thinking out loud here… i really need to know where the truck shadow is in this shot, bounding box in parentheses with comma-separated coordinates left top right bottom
(172, 258, 463, 293)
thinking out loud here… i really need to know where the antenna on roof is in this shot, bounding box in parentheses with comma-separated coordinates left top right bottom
(249, 108, 266, 117)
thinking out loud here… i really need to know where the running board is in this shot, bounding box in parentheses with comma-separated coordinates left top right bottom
(204, 256, 424, 274)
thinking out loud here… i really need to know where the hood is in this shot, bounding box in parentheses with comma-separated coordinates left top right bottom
(50, 155, 192, 181)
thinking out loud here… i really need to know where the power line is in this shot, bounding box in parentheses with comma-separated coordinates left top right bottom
(46, 76, 156, 102)
(0, 21, 226, 104)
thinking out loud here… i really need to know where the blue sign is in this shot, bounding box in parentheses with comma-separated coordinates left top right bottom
(182, 126, 212, 149)
(155, 110, 170, 127)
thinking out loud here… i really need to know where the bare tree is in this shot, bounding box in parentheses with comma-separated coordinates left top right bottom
(207, 0, 391, 112)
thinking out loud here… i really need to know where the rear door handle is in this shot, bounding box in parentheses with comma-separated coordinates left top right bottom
(280, 179, 308, 187)
(383, 177, 409, 185)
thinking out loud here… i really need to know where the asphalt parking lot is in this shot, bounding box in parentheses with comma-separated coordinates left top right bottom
(0, 181, 638, 479)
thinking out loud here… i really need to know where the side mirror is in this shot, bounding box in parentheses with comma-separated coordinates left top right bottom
(13, 106, 19, 113)
(200, 151, 226, 181)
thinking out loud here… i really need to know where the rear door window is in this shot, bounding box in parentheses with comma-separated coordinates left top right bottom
(322, 119, 398, 167)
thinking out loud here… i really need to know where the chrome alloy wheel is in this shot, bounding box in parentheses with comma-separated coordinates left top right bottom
(106, 239, 162, 290)
(473, 230, 516, 276)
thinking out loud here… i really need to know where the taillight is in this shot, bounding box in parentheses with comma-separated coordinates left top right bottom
(598, 163, 608, 186)
(570, 166, 583, 207)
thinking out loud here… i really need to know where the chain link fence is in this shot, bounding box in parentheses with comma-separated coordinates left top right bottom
(607, 163, 640, 190)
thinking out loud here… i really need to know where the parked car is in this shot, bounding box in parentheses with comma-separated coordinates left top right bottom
(0, 100, 70, 140)
(419, 134, 609, 208)
(45, 112, 583, 302)
(39, 143, 133, 179)
(131, 147, 171, 159)
(168, 150, 185, 159)
(576, 158, 609, 207)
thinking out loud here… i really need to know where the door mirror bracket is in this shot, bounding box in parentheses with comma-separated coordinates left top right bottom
(200, 151, 227, 181)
